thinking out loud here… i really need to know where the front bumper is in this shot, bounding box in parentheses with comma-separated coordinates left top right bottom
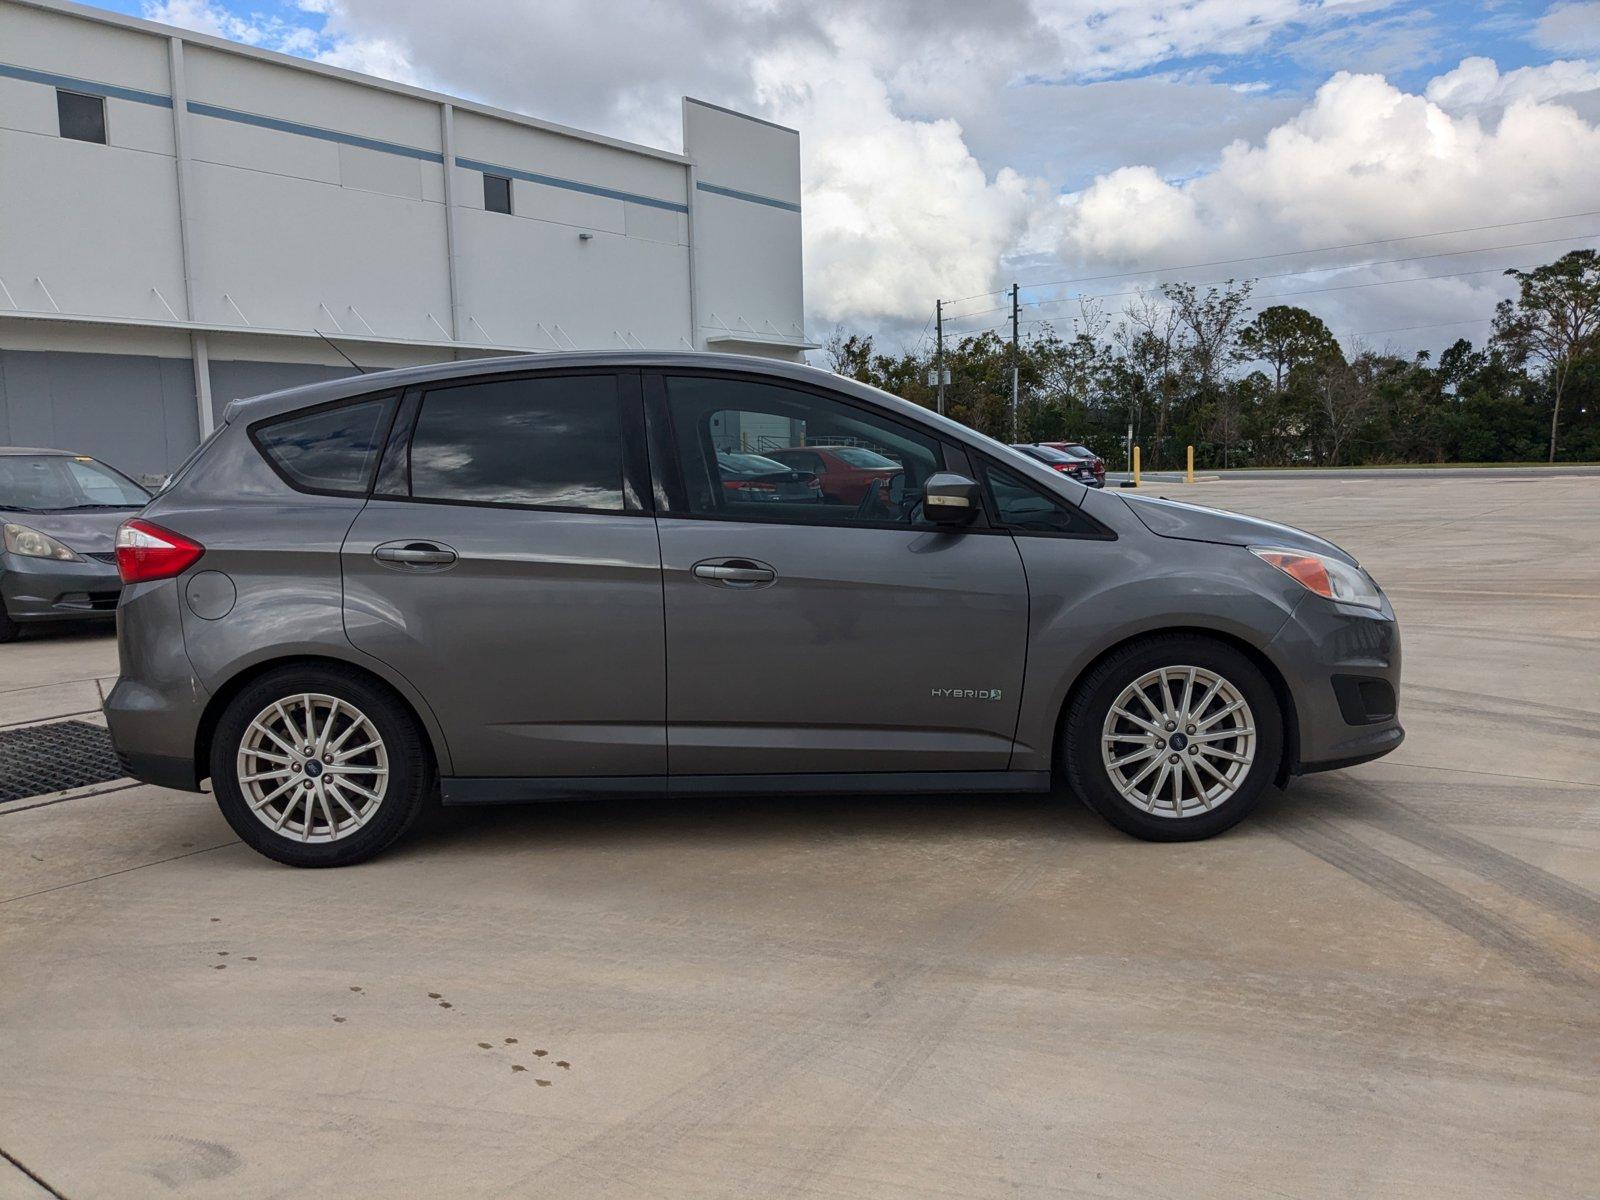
(1266, 591, 1404, 774)
(1, 552, 123, 620)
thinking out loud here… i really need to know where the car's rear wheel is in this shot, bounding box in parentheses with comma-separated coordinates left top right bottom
(1063, 635, 1282, 841)
(210, 665, 430, 867)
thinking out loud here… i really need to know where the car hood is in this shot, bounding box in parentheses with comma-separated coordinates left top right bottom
(0, 507, 137, 554)
(1119, 493, 1357, 565)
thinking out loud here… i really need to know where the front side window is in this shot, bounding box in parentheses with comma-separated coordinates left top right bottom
(985, 464, 1097, 535)
(665, 376, 942, 525)
(57, 89, 106, 144)
(254, 397, 395, 494)
(399, 374, 625, 510)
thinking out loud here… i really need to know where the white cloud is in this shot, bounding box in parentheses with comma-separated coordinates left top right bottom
(1531, 2, 1600, 56)
(141, 0, 424, 84)
(752, 47, 1034, 322)
(1426, 55, 1600, 112)
(1051, 69, 1600, 341)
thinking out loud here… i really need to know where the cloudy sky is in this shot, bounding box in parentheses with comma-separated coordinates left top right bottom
(97, 0, 1600, 356)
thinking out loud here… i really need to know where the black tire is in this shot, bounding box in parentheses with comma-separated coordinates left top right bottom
(1062, 634, 1282, 842)
(210, 664, 432, 867)
(0, 602, 17, 644)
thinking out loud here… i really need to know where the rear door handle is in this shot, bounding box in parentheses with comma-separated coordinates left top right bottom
(374, 541, 457, 569)
(691, 558, 776, 588)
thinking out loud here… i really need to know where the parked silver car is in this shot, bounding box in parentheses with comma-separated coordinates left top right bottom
(0, 447, 151, 641)
(104, 353, 1402, 867)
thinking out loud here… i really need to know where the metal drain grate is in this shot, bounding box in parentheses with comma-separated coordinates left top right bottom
(0, 720, 126, 803)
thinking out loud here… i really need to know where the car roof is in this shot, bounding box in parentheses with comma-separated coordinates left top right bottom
(221, 351, 845, 425)
(0, 446, 78, 457)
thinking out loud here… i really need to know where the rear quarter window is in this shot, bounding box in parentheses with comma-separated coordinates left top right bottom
(252, 397, 396, 495)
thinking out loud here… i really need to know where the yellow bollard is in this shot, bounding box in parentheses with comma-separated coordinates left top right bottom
(1186, 444, 1194, 484)
(1132, 445, 1141, 488)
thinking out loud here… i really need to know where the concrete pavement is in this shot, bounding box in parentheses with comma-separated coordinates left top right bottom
(1, 476, 1597, 1198)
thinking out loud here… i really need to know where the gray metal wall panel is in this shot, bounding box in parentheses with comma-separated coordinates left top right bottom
(0, 349, 201, 477)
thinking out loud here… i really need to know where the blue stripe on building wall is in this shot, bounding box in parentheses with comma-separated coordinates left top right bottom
(454, 157, 688, 213)
(695, 181, 801, 213)
(0, 61, 171, 107)
(2, 61, 772, 219)
(186, 102, 444, 162)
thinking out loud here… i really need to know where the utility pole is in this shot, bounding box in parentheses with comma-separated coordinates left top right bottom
(935, 299, 946, 416)
(1010, 282, 1020, 442)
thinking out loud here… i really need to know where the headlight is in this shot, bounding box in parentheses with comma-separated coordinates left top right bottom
(3, 523, 84, 562)
(1250, 546, 1382, 610)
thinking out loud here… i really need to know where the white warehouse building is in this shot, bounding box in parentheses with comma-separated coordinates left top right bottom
(0, 0, 812, 476)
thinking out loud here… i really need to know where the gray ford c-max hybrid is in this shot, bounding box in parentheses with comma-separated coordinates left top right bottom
(104, 352, 1401, 867)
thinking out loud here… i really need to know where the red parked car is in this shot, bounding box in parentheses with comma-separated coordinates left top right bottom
(1036, 441, 1106, 486)
(763, 445, 901, 503)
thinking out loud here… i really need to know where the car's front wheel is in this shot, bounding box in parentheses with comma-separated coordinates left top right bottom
(1063, 635, 1282, 841)
(210, 665, 431, 867)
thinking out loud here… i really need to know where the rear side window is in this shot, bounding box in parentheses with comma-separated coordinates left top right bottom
(398, 374, 625, 510)
(254, 397, 395, 494)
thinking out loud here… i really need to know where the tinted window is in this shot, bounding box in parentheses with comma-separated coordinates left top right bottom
(57, 90, 106, 144)
(767, 449, 823, 473)
(403, 375, 624, 510)
(1016, 444, 1073, 464)
(666, 376, 941, 525)
(986, 464, 1093, 535)
(832, 447, 898, 468)
(484, 173, 512, 214)
(255, 397, 394, 494)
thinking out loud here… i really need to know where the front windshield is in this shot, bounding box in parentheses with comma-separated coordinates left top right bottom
(0, 454, 150, 512)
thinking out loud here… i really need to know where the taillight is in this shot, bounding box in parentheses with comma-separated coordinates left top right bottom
(723, 480, 776, 493)
(115, 519, 204, 584)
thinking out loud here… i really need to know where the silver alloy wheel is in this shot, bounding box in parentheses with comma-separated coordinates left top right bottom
(1100, 665, 1256, 818)
(236, 692, 389, 843)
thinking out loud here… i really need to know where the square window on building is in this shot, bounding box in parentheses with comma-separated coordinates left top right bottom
(57, 89, 106, 144)
(483, 173, 512, 214)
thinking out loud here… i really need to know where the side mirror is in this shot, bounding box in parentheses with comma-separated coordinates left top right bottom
(923, 472, 980, 525)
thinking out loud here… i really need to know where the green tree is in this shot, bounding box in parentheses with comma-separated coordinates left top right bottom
(1239, 306, 1340, 390)
(1493, 250, 1600, 462)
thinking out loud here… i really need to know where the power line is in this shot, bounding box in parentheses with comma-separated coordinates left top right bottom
(1343, 316, 1494, 339)
(944, 252, 1574, 342)
(936, 207, 1600, 311)
(941, 230, 1600, 327)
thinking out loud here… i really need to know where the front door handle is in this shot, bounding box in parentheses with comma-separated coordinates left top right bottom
(374, 541, 457, 569)
(691, 558, 776, 588)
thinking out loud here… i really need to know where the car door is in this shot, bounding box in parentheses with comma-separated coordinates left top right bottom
(650, 371, 1029, 776)
(342, 369, 665, 779)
